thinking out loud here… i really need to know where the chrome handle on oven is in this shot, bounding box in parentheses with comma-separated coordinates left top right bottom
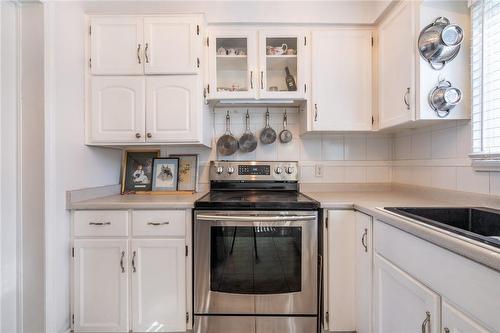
(196, 214, 316, 222)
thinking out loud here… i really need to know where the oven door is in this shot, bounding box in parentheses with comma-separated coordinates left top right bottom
(194, 210, 318, 315)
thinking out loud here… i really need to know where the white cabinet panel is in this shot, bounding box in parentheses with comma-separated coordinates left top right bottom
(145, 76, 199, 142)
(132, 210, 186, 237)
(90, 17, 144, 75)
(90, 76, 145, 143)
(378, 1, 415, 129)
(144, 17, 200, 74)
(311, 30, 372, 131)
(355, 212, 372, 333)
(73, 210, 129, 237)
(131, 239, 186, 332)
(442, 300, 492, 333)
(373, 253, 440, 333)
(73, 240, 129, 332)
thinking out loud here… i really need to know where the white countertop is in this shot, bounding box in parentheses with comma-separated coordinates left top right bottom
(68, 187, 500, 272)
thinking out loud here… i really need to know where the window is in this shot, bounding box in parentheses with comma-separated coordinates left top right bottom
(471, 0, 500, 167)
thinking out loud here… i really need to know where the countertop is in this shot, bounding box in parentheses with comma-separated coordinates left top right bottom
(68, 187, 500, 272)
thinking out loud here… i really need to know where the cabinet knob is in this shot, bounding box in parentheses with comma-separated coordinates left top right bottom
(135, 133, 142, 139)
(146, 132, 152, 138)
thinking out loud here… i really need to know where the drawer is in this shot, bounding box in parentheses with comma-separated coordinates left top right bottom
(73, 210, 129, 237)
(132, 210, 186, 237)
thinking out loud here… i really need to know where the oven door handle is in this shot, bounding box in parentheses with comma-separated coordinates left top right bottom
(196, 214, 317, 222)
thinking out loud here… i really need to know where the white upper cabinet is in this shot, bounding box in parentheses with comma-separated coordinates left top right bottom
(208, 29, 258, 99)
(311, 29, 373, 131)
(144, 17, 201, 74)
(131, 239, 186, 332)
(378, 1, 415, 130)
(90, 76, 145, 143)
(373, 253, 440, 333)
(258, 30, 308, 99)
(145, 76, 199, 142)
(73, 239, 129, 332)
(90, 17, 144, 75)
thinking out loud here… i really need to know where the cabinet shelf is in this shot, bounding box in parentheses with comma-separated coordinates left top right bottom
(216, 55, 248, 58)
(266, 54, 297, 58)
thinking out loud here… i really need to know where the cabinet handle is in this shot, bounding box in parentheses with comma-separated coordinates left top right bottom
(135, 132, 142, 139)
(132, 251, 137, 273)
(443, 328, 450, 333)
(120, 251, 125, 273)
(197, 57, 200, 68)
(421, 311, 431, 333)
(147, 221, 169, 226)
(250, 71, 254, 89)
(137, 44, 141, 64)
(146, 132, 152, 139)
(404, 87, 410, 110)
(89, 222, 111, 226)
(361, 228, 368, 252)
(314, 104, 318, 121)
(145, 43, 149, 63)
(260, 71, 264, 89)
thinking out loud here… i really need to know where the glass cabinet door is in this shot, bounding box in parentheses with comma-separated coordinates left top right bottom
(259, 31, 308, 99)
(208, 30, 257, 99)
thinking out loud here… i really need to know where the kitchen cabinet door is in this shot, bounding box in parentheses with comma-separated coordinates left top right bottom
(355, 212, 372, 333)
(208, 29, 258, 99)
(442, 300, 491, 333)
(311, 30, 373, 131)
(131, 239, 186, 332)
(144, 16, 201, 74)
(378, 1, 416, 129)
(89, 76, 145, 143)
(258, 30, 308, 99)
(90, 17, 144, 75)
(373, 253, 440, 333)
(73, 240, 129, 332)
(145, 76, 199, 142)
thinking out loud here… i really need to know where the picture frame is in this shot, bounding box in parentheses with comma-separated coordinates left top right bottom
(152, 158, 179, 192)
(170, 154, 198, 192)
(121, 149, 160, 194)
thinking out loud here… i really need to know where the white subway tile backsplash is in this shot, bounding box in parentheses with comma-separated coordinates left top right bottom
(322, 135, 344, 160)
(410, 131, 431, 159)
(431, 167, 457, 191)
(366, 136, 391, 161)
(431, 126, 457, 159)
(324, 166, 345, 183)
(345, 166, 366, 183)
(394, 135, 411, 160)
(300, 138, 322, 161)
(456, 167, 490, 194)
(366, 166, 390, 183)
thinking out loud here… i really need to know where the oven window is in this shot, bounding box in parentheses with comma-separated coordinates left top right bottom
(210, 226, 302, 294)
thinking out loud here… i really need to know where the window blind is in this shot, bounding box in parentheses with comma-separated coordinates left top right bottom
(472, 0, 500, 157)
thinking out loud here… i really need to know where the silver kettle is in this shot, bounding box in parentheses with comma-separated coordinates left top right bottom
(418, 17, 463, 70)
(428, 79, 462, 118)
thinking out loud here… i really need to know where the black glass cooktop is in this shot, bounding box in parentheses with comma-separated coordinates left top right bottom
(195, 190, 320, 210)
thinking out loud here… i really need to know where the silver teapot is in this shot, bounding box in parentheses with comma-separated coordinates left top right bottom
(418, 17, 463, 70)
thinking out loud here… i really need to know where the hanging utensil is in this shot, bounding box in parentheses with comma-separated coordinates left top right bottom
(279, 110, 293, 144)
(217, 111, 239, 156)
(428, 79, 462, 118)
(418, 17, 463, 70)
(260, 109, 277, 144)
(239, 110, 258, 153)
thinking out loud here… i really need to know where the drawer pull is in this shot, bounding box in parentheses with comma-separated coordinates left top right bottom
(89, 222, 111, 226)
(421, 311, 431, 333)
(361, 228, 368, 252)
(132, 251, 137, 273)
(147, 222, 169, 226)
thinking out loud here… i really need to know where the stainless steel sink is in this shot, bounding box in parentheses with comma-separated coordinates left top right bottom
(384, 207, 500, 248)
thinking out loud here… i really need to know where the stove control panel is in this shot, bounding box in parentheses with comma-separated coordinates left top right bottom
(210, 161, 299, 181)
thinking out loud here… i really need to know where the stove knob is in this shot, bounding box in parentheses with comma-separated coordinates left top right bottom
(216, 166, 224, 175)
(275, 167, 283, 175)
(286, 166, 295, 174)
(227, 166, 235, 174)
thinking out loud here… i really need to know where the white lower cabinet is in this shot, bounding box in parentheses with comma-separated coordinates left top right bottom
(373, 252, 440, 333)
(442, 300, 490, 333)
(355, 212, 372, 333)
(73, 239, 129, 332)
(131, 239, 186, 332)
(72, 209, 189, 333)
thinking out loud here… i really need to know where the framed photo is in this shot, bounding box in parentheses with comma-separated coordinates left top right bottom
(152, 158, 179, 192)
(170, 154, 198, 192)
(121, 150, 159, 194)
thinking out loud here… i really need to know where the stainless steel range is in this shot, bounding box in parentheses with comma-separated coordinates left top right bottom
(193, 161, 321, 333)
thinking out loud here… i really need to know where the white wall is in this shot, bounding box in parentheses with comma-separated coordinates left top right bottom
(392, 120, 500, 197)
(1, 2, 19, 333)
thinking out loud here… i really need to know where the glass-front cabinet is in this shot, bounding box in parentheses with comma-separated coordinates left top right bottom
(258, 31, 307, 99)
(208, 29, 308, 100)
(208, 29, 258, 99)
